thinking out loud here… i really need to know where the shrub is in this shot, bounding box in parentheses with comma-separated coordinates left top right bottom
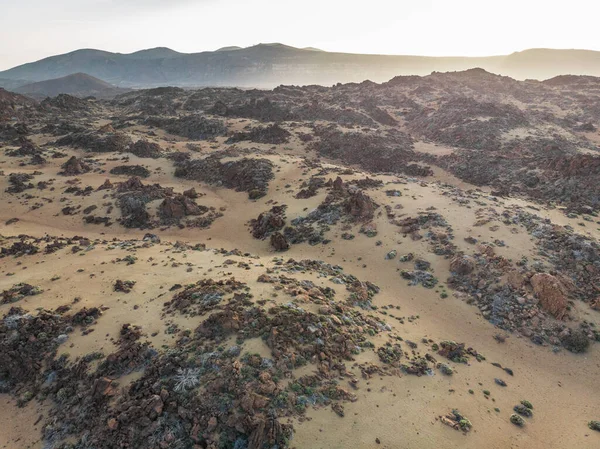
(520, 400, 533, 410)
(510, 414, 525, 427)
(513, 404, 533, 417)
(561, 329, 589, 353)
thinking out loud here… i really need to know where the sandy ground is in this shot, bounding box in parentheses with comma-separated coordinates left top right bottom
(1, 126, 599, 449)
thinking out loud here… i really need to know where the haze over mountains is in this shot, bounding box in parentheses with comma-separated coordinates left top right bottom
(2, 44, 600, 89)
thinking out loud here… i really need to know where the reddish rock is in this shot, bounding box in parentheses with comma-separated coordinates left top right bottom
(97, 179, 113, 190)
(250, 206, 286, 239)
(93, 377, 118, 399)
(146, 394, 164, 417)
(60, 156, 90, 176)
(257, 274, 276, 283)
(117, 176, 145, 192)
(159, 195, 204, 220)
(207, 416, 218, 432)
(270, 232, 289, 252)
(345, 190, 376, 221)
(450, 254, 476, 275)
(332, 176, 344, 191)
(544, 153, 600, 177)
(98, 124, 115, 133)
(183, 187, 199, 198)
(530, 273, 568, 320)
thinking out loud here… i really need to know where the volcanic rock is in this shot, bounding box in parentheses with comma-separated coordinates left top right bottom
(530, 273, 568, 320)
(270, 232, 290, 252)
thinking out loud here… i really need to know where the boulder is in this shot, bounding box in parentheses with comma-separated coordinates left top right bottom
(530, 273, 568, 320)
(183, 187, 199, 199)
(345, 190, 376, 221)
(449, 254, 475, 275)
(159, 195, 204, 220)
(270, 232, 289, 252)
(332, 176, 344, 192)
(250, 206, 286, 239)
(60, 156, 90, 176)
(129, 140, 162, 158)
(97, 179, 113, 190)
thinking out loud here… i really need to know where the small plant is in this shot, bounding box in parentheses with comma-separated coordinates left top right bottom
(520, 400, 533, 410)
(438, 363, 454, 376)
(17, 391, 34, 407)
(56, 387, 71, 403)
(588, 421, 600, 432)
(561, 329, 589, 353)
(483, 390, 490, 396)
(173, 367, 201, 392)
(510, 414, 525, 427)
(377, 344, 403, 365)
(459, 418, 472, 431)
(513, 404, 533, 417)
(442, 409, 472, 432)
(122, 255, 137, 265)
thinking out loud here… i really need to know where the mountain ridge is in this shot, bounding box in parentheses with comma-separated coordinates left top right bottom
(3, 45, 600, 88)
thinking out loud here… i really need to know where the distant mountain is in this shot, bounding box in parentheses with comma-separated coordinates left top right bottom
(14, 73, 129, 99)
(2, 44, 600, 88)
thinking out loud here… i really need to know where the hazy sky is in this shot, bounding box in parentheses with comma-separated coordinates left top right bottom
(1, 0, 599, 70)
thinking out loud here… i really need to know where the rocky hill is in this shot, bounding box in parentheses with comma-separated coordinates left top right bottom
(15, 73, 128, 99)
(0, 88, 37, 121)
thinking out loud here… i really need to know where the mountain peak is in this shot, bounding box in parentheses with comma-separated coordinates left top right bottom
(127, 47, 182, 59)
(251, 43, 298, 50)
(216, 46, 242, 52)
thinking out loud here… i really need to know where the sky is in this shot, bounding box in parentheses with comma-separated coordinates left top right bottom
(1, 0, 600, 70)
